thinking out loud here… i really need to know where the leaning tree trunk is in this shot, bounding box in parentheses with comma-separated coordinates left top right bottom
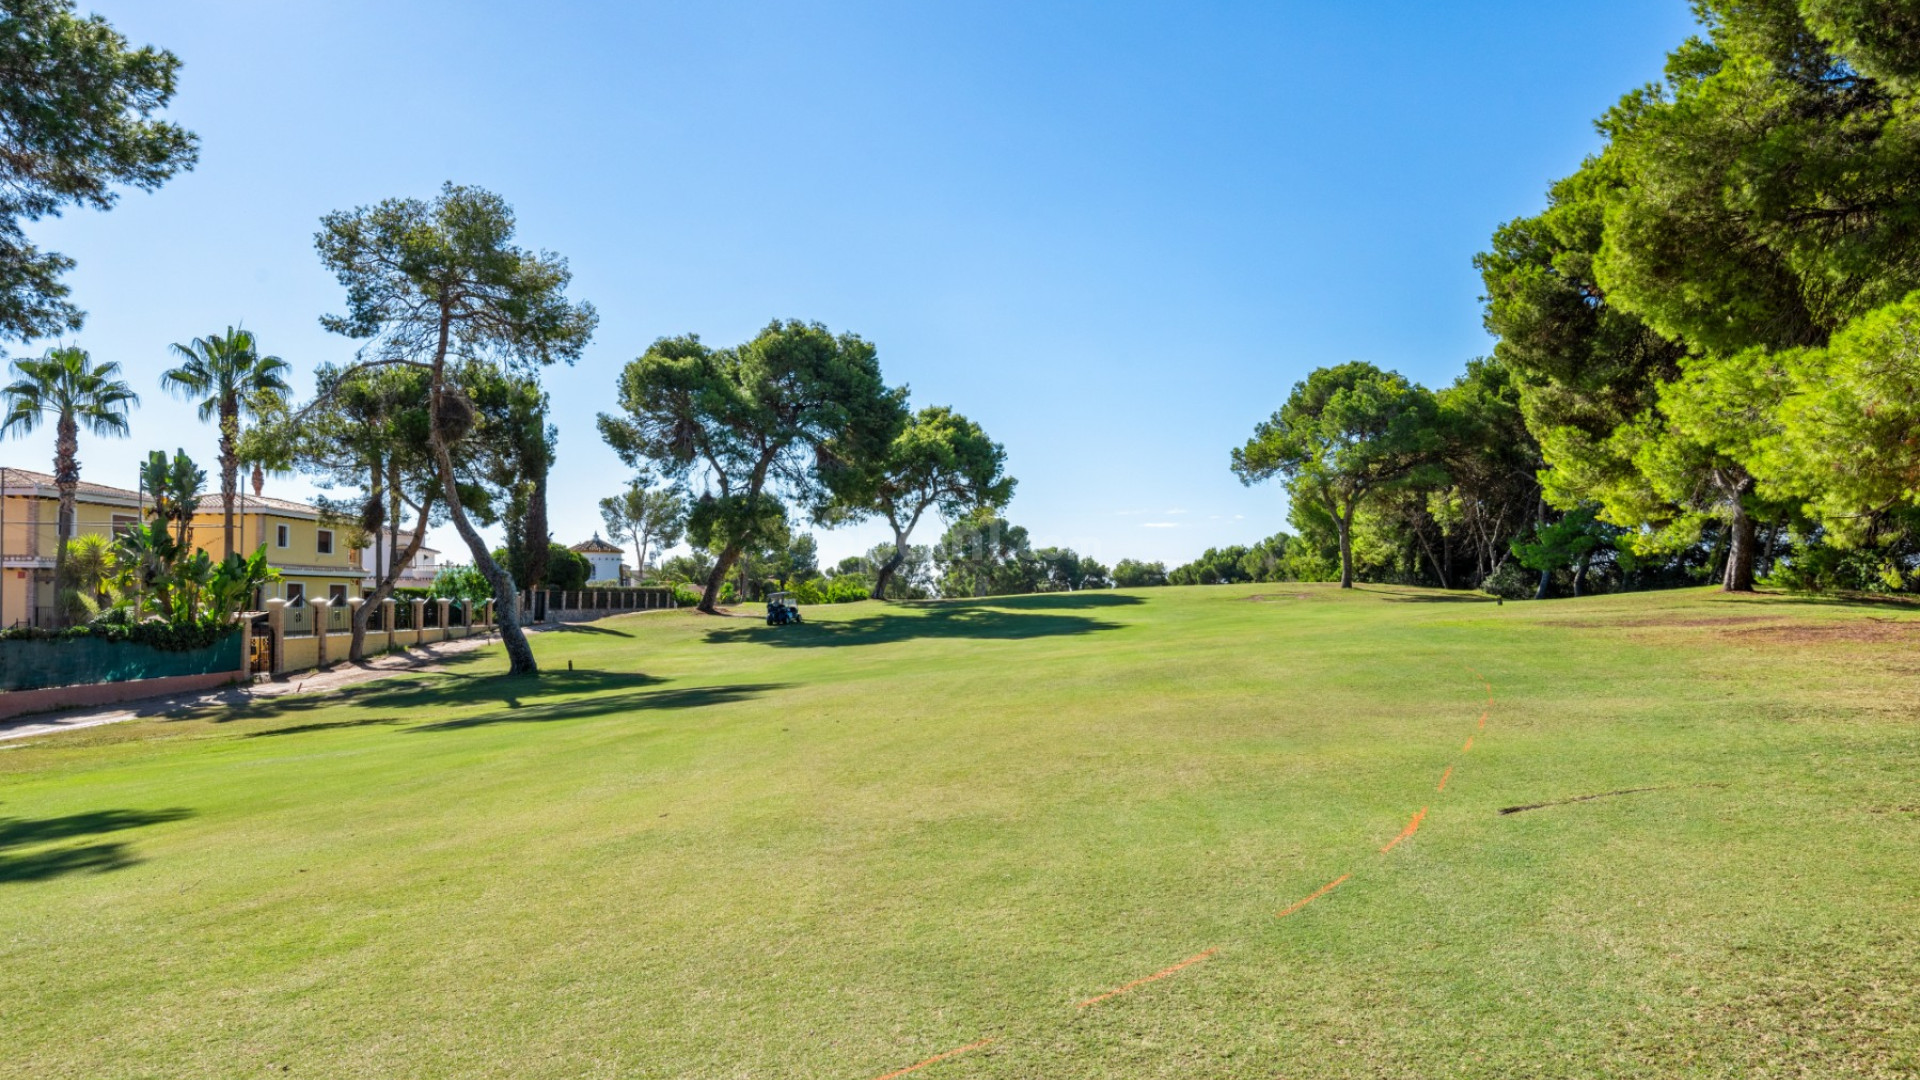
(350, 521, 430, 661)
(434, 444, 535, 673)
(699, 544, 743, 614)
(427, 376, 536, 675)
(872, 524, 912, 601)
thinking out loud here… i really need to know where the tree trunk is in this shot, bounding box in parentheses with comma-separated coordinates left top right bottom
(52, 415, 78, 628)
(1723, 499, 1757, 593)
(873, 526, 910, 601)
(1337, 504, 1356, 589)
(699, 545, 742, 614)
(427, 333, 535, 674)
(434, 442, 534, 672)
(220, 400, 239, 558)
(1573, 551, 1591, 598)
(1416, 526, 1449, 590)
(1534, 569, 1551, 601)
(524, 473, 550, 591)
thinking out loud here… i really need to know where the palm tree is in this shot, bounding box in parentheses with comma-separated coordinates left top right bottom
(161, 328, 290, 557)
(1, 347, 140, 627)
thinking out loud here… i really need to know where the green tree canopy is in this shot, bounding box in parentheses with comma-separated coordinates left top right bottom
(933, 511, 1039, 598)
(597, 320, 907, 613)
(246, 362, 451, 660)
(1112, 559, 1169, 588)
(0, 0, 196, 344)
(1232, 362, 1443, 588)
(600, 473, 687, 582)
(316, 183, 597, 674)
(835, 405, 1014, 600)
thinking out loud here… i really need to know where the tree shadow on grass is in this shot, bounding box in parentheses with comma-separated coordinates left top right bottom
(406, 682, 791, 732)
(0, 807, 194, 885)
(542, 622, 635, 637)
(242, 717, 405, 738)
(706, 600, 1132, 649)
(203, 670, 669, 727)
(199, 669, 781, 736)
(899, 592, 1146, 612)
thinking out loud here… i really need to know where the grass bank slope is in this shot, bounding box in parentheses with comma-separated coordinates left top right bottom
(2, 585, 1916, 1078)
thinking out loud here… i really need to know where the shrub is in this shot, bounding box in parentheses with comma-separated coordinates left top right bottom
(1763, 542, 1904, 593)
(428, 564, 492, 604)
(1480, 561, 1535, 600)
(0, 618, 238, 652)
(791, 578, 827, 605)
(826, 577, 869, 603)
(671, 584, 703, 607)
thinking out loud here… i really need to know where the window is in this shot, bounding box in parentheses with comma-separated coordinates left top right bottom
(328, 584, 348, 605)
(111, 514, 138, 538)
(285, 583, 306, 607)
(276, 524, 290, 548)
(317, 529, 334, 555)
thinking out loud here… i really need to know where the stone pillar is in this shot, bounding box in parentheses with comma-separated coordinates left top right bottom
(382, 597, 397, 653)
(482, 599, 494, 632)
(411, 597, 427, 646)
(436, 598, 452, 638)
(265, 598, 287, 677)
(311, 598, 331, 668)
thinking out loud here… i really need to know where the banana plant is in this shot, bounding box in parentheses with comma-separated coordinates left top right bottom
(169, 550, 214, 624)
(205, 546, 279, 623)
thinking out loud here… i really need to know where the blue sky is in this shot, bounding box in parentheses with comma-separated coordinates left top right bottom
(10, 0, 1698, 569)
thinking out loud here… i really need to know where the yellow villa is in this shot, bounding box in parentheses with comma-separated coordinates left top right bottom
(0, 467, 363, 629)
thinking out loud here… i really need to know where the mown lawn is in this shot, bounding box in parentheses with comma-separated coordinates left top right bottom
(2, 585, 1916, 1079)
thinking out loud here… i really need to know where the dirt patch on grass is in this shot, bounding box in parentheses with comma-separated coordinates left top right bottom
(1725, 618, 1920, 646)
(1546, 612, 1920, 647)
(1550, 615, 1780, 631)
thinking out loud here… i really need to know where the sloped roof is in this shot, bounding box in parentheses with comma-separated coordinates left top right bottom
(1, 467, 324, 518)
(1, 467, 142, 503)
(571, 533, 623, 554)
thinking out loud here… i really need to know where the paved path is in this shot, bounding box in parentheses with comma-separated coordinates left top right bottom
(0, 630, 511, 744)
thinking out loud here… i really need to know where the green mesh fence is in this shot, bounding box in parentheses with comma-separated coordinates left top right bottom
(0, 630, 243, 693)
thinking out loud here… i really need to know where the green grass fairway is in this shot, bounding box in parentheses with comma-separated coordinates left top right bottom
(3, 586, 1918, 1078)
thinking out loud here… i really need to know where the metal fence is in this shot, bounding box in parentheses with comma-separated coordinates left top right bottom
(520, 588, 676, 620)
(284, 603, 314, 637)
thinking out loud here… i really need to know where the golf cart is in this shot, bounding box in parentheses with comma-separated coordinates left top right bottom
(765, 591, 804, 627)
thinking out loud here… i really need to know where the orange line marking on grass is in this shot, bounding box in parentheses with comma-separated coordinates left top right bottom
(1077, 948, 1219, 1008)
(1276, 873, 1350, 918)
(1462, 735, 1475, 753)
(1478, 710, 1488, 730)
(1379, 807, 1428, 854)
(871, 1039, 994, 1080)
(1436, 765, 1455, 792)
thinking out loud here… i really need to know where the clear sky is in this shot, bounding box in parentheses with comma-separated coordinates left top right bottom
(9, 0, 1699, 570)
